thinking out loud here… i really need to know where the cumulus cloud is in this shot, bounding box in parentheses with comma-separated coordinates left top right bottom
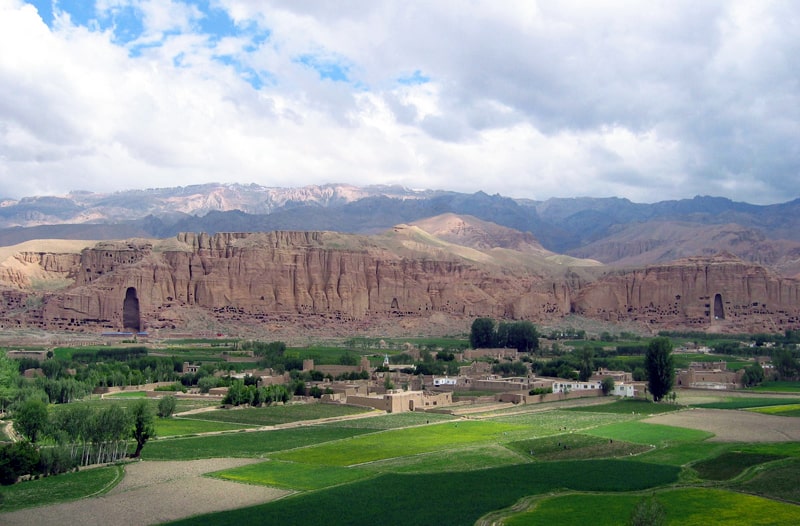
(0, 0, 798, 204)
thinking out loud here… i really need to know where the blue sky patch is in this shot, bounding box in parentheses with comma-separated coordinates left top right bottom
(295, 53, 351, 82)
(29, 0, 94, 28)
(397, 70, 430, 86)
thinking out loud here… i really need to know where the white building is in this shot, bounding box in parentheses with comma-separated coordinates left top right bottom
(433, 376, 458, 387)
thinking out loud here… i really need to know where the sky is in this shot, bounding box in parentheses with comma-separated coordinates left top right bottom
(1, 0, 798, 204)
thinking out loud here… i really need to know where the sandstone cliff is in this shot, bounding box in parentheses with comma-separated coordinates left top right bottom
(1, 230, 799, 336)
(571, 254, 800, 333)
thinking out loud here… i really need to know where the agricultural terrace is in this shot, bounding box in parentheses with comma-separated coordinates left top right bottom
(2, 393, 800, 525)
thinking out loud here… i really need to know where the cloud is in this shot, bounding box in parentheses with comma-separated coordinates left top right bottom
(0, 0, 798, 204)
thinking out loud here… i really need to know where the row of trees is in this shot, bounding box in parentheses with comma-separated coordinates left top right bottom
(1, 398, 156, 485)
(470, 318, 540, 352)
(223, 380, 293, 407)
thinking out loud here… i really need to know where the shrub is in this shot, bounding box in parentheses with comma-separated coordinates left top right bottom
(157, 395, 177, 418)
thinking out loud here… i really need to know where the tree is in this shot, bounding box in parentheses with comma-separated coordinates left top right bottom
(0, 441, 40, 485)
(499, 321, 540, 353)
(0, 352, 20, 411)
(129, 399, 155, 458)
(772, 349, 798, 381)
(470, 318, 496, 349)
(157, 395, 177, 418)
(13, 397, 49, 443)
(578, 348, 595, 381)
(741, 362, 765, 387)
(645, 337, 675, 402)
(629, 495, 666, 526)
(601, 377, 615, 396)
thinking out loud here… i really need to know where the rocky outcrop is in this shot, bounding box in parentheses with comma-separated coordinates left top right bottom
(571, 254, 800, 332)
(2, 233, 800, 335)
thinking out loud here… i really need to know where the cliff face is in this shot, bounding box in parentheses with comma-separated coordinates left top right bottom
(33, 232, 571, 332)
(3, 233, 799, 335)
(571, 254, 800, 332)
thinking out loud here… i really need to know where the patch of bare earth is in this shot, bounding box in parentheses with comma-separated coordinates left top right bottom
(644, 408, 800, 442)
(0, 458, 290, 526)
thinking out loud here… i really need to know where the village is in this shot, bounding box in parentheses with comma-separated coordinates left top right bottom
(14, 340, 761, 414)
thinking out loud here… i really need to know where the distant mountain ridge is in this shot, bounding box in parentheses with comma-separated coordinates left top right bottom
(2, 183, 799, 276)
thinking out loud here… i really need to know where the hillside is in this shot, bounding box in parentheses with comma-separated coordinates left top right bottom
(0, 219, 797, 337)
(2, 184, 800, 278)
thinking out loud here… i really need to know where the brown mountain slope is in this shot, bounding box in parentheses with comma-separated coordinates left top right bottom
(568, 221, 800, 277)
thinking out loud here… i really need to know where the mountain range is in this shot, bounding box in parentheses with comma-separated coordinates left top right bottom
(2, 183, 799, 277)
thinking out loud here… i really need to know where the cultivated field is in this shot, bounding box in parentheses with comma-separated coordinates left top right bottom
(644, 408, 800, 442)
(0, 459, 289, 525)
(2, 392, 799, 525)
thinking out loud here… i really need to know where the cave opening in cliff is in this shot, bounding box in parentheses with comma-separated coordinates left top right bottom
(713, 293, 725, 320)
(123, 287, 141, 332)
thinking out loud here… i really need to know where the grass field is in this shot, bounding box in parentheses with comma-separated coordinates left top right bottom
(168, 460, 679, 526)
(749, 381, 800, 393)
(490, 408, 637, 431)
(155, 417, 254, 437)
(585, 420, 713, 445)
(4, 384, 800, 525)
(691, 451, 785, 480)
(142, 426, 377, 460)
(272, 420, 527, 466)
(356, 443, 527, 473)
(104, 391, 148, 398)
(691, 398, 800, 410)
(210, 459, 375, 490)
(505, 488, 800, 525)
(748, 404, 800, 417)
(735, 458, 800, 503)
(0, 465, 122, 512)
(506, 433, 651, 461)
(179, 404, 371, 426)
(564, 398, 683, 414)
(320, 410, 455, 429)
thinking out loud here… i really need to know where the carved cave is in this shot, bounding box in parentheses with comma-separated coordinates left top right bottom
(123, 287, 141, 331)
(713, 293, 725, 320)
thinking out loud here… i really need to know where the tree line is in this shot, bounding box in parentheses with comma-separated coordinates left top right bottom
(470, 318, 540, 352)
(1, 398, 156, 485)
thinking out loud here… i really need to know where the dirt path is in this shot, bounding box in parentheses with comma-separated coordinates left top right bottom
(1, 419, 21, 442)
(0, 458, 290, 526)
(644, 408, 800, 442)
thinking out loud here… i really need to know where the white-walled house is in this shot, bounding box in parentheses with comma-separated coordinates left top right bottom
(551, 380, 602, 393)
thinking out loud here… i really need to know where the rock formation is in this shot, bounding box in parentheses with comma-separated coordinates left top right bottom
(570, 253, 800, 333)
(1, 230, 799, 336)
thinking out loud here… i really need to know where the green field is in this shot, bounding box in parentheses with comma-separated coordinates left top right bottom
(168, 460, 679, 526)
(104, 391, 148, 398)
(142, 426, 377, 460)
(564, 398, 684, 414)
(506, 433, 650, 460)
(691, 451, 785, 480)
(585, 420, 713, 445)
(210, 460, 374, 490)
(155, 417, 254, 436)
(691, 397, 800, 410)
(505, 488, 800, 525)
(272, 420, 526, 466)
(179, 403, 372, 426)
(749, 381, 800, 393)
(0, 465, 122, 512)
(748, 404, 800, 417)
(4, 373, 800, 525)
(356, 443, 527, 473)
(735, 458, 800, 503)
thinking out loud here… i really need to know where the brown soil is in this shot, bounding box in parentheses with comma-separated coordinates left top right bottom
(644, 408, 800, 442)
(0, 458, 290, 526)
